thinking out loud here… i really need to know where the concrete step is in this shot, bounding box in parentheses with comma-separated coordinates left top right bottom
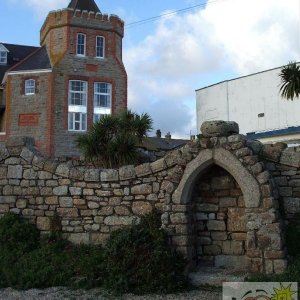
(188, 267, 248, 287)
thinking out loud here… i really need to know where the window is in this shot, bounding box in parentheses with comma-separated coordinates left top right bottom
(25, 79, 35, 95)
(94, 82, 111, 108)
(68, 80, 87, 131)
(69, 80, 87, 106)
(94, 82, 111, 122)
(68, 112, 86, 131)
(77, 33, 86, 56)
(96, 36, 105, 58)
(0, 51, 7, 64)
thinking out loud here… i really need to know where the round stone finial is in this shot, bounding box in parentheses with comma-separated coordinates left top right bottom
(200, 120, 239, 137)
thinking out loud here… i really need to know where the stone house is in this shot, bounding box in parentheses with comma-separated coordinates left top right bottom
(0, 0, 127, 158)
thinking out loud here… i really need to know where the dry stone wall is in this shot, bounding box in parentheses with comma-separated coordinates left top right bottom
(0, 128, 298, 275)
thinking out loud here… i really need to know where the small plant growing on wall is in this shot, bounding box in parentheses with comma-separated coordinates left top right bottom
(77, 110, 153, 168)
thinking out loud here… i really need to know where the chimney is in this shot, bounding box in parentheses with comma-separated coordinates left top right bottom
(156, 129, 161, 138)
(165, 132, 171, 141)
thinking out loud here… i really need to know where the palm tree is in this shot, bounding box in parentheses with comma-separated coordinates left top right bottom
(279, 62, 300, 100)
(77, 110, 153, 167)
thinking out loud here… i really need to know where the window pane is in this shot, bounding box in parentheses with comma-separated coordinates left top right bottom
(96, 36, 104, 58)
(25, 79, 35, 95)
(69, 81, 87, 106)
(77, 33, 86, 55)
(94, 82, 111, 108)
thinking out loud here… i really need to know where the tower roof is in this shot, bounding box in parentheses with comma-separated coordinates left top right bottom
(68, 0, 101, 13)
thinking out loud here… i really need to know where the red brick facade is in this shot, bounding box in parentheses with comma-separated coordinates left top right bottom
(4, 6, 127, 157)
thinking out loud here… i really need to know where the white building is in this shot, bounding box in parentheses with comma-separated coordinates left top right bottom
(196, 65, 300, 144)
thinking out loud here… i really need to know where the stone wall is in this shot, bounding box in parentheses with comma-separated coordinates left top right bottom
(0, 128, 297, 275)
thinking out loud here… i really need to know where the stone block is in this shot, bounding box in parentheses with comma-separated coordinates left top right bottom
(197, 203, 218, 212)
(16, 199, 27, 209)
(222, 240, 244, 255)
(0, 196, 16, 203)
(211, 231, 227, 241)
(0, 204, 9, 213)
(207, 220, 226, 231)
(56, 164, 70, 177)
(69, 187, 82, 196)
(264, 250, 285, 259)
(161, 180, 175, 194)
(87, 201, 100, 209)
(227, 208, 246, 232)
(132, 201, 152, 216)
(283, 197, 300, 214)
(203, 244, 221, 255)
(131, 184, 152, 195)
(53, 186, 68, 196)
(100, 169, 119, 182)
(90, 233, 109, 245)
(38, 171, 52, 180)
(7, 165, 22, 179)
(215, 255, 246, 271)
(0, 167, 7, 179)
(45, 196, 58, 205)
(280, 150, 300, 167)
(84, 169, 100, 182)
(59, 197, 73, 208)
(20, 147, 34, 163)
(170, 213, 188, 224)
(104, 215, 139, 226)
(231, 233, 247, 241)
(36, 217, 51, 231)
(57, 208, 78, 217)
(219, 197, 237, 207)
(273, 259, 287, 273)
(172, 236, 189, 246)
(164, 150, 181, 167)
(201, 121, 239, 137)
(150, 158, 167, 173)
(98, 206, 114, 216)
(135, 163, 152, 177)
(73, 198, 86, 206)
(68, 233, 90, 245)
(198, 236, 212, 245)
(112, 203, 131, 215)
(119, 165, 136, 180)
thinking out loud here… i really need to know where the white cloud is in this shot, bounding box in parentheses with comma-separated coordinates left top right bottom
(21, 0, 69, 19)
(124, 0, 299, 138)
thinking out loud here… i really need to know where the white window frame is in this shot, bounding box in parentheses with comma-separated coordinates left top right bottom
(68, 80, 87, 131)
(68, 112, 87, 132)
(76, 33, 86, 56)
(96, 36, 105, 59)
(25, 79, 35, 95)
(0, 51, 7, 65)
(93, 82, 112, 121)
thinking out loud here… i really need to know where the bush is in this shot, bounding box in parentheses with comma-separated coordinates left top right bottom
(0, 212, 187, 293)
(103, 211, 187, 294)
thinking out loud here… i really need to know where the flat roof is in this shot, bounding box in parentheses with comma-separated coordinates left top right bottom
(195, 62, 299, 92)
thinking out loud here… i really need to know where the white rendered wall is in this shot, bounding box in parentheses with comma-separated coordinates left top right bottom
(196, 67, 300, 135)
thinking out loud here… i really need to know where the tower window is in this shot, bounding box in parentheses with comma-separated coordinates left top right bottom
(68, 80, 87, 131)
(25, 79, 35, 95)
(94, 82, 112, 122)
(96, 36, 105, 58)
(77, 33, 86, 56)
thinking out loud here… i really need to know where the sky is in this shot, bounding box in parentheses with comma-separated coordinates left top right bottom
(1, 0, 300, 138)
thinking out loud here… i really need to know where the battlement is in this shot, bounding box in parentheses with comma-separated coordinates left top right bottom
(40, 8, 124, 45)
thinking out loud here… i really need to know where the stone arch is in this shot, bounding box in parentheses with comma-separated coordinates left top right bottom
(172, 148, 260, 208)
(168, 146, 285, 274)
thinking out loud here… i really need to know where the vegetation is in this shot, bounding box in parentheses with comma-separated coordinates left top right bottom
(0, 212, 186, 294)
(103, 210, 187, 294)
(248, 215, 300, 295)
(77, 110, 153, 168)
(279, 62, 300, 100)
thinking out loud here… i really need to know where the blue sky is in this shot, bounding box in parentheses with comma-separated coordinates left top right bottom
(1, 0, 300, 138)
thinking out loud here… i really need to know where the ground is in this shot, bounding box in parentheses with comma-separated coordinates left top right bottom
(0, 287, 222, 300)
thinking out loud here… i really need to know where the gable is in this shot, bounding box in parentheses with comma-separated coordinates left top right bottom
(0, 44, 9, 53)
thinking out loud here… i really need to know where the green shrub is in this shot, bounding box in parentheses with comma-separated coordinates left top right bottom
(103, 211, 187, 294)
(0, 212, 39, 253)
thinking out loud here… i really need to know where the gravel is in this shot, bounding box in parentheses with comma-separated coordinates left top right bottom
(0, 287, 222, 300)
